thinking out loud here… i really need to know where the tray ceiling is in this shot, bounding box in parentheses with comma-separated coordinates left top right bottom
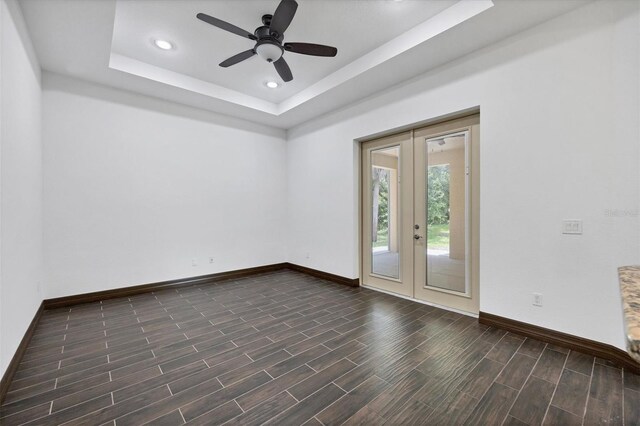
(19, 0, 591, 129)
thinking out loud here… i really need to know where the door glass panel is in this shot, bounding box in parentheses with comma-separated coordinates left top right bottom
(426, 134, 467, 293)
(371, 146, 400, 279)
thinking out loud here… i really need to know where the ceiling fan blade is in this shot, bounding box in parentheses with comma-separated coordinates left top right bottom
(274, 57, 293, 82)
(284, 43, 337, 57)
(219, 49, 256, 67)
(197, 13, 257, 40)
(270, 0, 298, 36)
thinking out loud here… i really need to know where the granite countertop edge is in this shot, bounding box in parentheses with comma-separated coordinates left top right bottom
(618, 265, 640, 363)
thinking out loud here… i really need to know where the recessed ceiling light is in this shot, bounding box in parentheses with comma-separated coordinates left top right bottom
(266, 81, 279, 89)
(154, 39, 173, 50)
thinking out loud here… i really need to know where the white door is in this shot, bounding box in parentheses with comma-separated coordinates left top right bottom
(361, 132, 414, 297)
(361, 115, 480, 315)
(413, 116, 480, 314)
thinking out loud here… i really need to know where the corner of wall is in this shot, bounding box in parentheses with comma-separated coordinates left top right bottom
(0, 0, 44, 378)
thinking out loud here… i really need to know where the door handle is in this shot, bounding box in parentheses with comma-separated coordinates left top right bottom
(414, 234, 422, 240)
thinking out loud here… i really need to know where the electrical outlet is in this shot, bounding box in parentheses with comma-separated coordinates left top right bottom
(209, 257, 215, 264)
(192, 258, 198, 267)
(533, 293, 543, 307)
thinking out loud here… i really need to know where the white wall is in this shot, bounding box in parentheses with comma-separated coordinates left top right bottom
(42, 73, 287, 298)
(0, 0, 43, 377)
(286, 0, 640, 349)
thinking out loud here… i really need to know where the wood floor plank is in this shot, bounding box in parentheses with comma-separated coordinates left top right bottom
(112, 374, 226, 425)
(624, 388, 640, 425)
(235, 365, 314, 411)
(146, 409, 185, 425)
(25, 393, 113, 426)
(289, 358, 358, 400)
(423, 389, 478, 425)
(456, 357, 504, 399)
(217, 349, 290, 387)
(0, 401, 52, 425)
(531, 347, 567, 384)
(485, 335, 523, 364)
(516, 338, 546, 359)
(375, 348, 430, 384)
(180, 371, 272, 422)
(306, 340, 365, 371)
(543, 405, 582, 425)
(263, 383, 345, 426)
(64, 385, 173, 426)
(479, 327, 507, 345)
(53, 365, 161, 412)
(386, 397, 434, 425)
(301, 417, 323, 426)
(2, 379, 57, 406)
(315, 375, 389, 426)
(463, 382, 518, 425)
(173, 356, 247, 393)
(504, 415, 529, 425)
(184, 400, 243, 426)
(265, 344, 329, 378)
(416, 341, 493, 408)
(365, 369, 429, 419)
(341, 405, 386, 425)
(495, 353, 537, 390)
(224, 392, 297, 426)
(624, 369, 640, 392)
(584, 363, 623, 425)
(564, 350, 594, 376)
(286, 330, 340, 355)
(116, 360, 207, 403)
(550, 369, 590, 416)
(1, 270, 638, 426)
(0, 372, 111, 417)
(508, 376, 556, 425)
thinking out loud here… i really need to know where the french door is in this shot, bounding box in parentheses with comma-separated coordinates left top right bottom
(361, 115, 480, 314)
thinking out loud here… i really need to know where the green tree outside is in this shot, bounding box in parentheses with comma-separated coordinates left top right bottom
(372, 164, 451, 250)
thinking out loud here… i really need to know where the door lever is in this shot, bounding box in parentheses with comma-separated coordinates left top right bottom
(414, 234, 422, 240)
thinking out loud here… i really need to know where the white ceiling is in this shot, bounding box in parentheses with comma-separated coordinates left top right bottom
(19, 0, 591, 129)
(112, 0, 457, 104)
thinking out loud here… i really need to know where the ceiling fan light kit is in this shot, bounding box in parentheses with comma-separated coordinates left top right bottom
(255, 41, 283, 63)
(197, 0, 338, 83)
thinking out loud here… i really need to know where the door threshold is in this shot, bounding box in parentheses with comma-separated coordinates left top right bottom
(361, 284, 478, 318)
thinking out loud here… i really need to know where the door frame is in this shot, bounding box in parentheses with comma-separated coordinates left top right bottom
(358, 111, 480, 316)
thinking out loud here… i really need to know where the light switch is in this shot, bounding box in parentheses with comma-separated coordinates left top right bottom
(562, 220, 583, 235)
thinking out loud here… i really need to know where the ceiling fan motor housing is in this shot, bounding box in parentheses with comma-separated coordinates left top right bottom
(261, 14, 273, 26)
(254, 21, 285, 63)
(254, 22, 283, 41)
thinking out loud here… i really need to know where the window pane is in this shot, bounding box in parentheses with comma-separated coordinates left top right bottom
(426, 135, 466, 292)
(371, 146, 400, 279)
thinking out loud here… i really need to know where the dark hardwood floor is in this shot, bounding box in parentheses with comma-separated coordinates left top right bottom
(1, 269, 638, 425)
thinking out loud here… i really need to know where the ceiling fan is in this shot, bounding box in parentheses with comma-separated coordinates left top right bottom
(196, 0, 338, 83)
